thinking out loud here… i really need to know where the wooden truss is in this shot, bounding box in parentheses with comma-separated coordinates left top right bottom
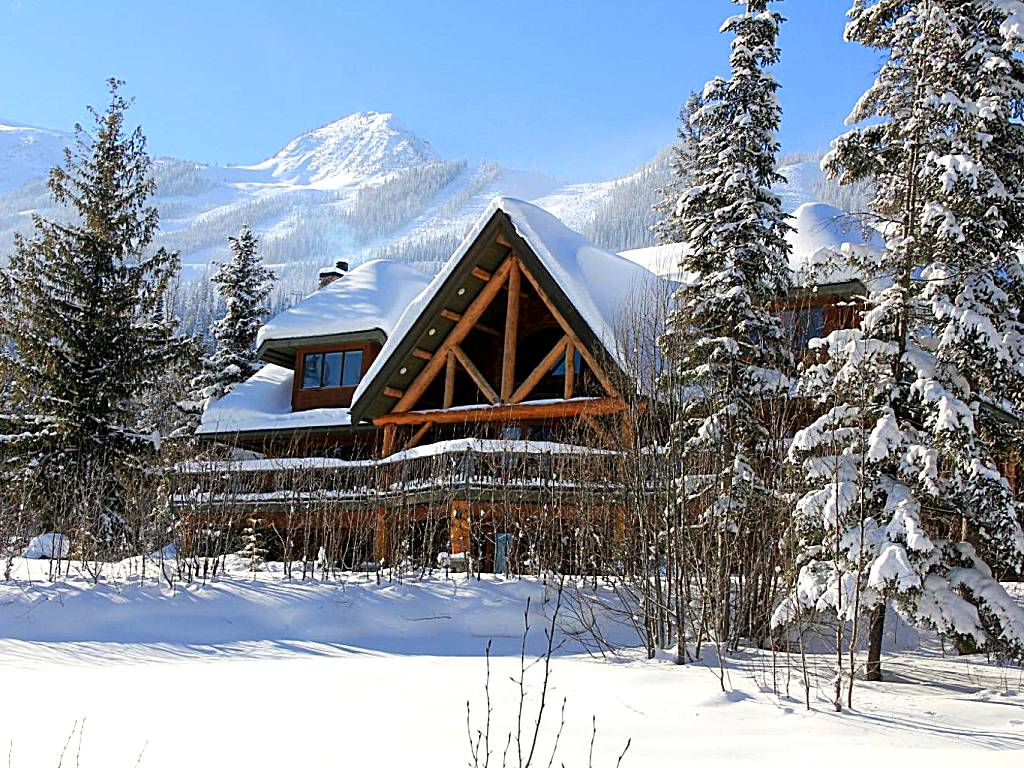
(375, 251, 626, 453)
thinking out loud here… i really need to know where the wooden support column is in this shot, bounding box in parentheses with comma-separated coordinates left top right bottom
(443, 350, 456, 408)
(373, 506, 390, 563)
(501, 259, 521, 402)
(564, 340, 575, 399)
(450, 500, 471, 559)
(382, 425, 397, 457)
(613, 506, 626, 549)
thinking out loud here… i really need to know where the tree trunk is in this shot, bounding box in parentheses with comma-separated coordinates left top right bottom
(865, 602, 886, 681)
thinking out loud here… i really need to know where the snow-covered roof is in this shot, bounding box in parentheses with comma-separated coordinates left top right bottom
(352, 196, 662, 408)
(618, 202, 883, 287)
(256, 259, 431, 351)
(196, 364, 351, 435)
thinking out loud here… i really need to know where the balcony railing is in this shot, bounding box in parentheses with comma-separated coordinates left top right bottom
(172, 438, 671, 511)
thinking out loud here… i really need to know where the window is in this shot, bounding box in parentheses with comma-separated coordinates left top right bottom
(549, 349, 582, 376)
(301, 349, 364, 389)
(784, 307, 826, 353)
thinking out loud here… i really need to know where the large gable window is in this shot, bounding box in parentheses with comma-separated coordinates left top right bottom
(301, 349, 363, 389)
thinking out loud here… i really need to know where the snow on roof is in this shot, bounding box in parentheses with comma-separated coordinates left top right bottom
(786, 202, 884, 286)
(617, 202, 883, 287)
(197, 364, 351, 435)
(256, 259, 431, 349)
(353, 196, 662, 405)
(617, 242, 695, 282)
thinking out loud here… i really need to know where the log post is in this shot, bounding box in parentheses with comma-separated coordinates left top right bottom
(564, 340, 575, 399)
(382, 425, 397, 457)
(444, 350, 456, 408)
(373, 506, 390, 564)
(501, 259, 521, 402)
(450, 500, 471, 572)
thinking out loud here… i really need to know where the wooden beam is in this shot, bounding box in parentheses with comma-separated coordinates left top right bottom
(582, 413, 615, 448)
(412, 348, 432, 361)
(443, 350, 456, 408)
(382, 425, 397, 456)
(393, 257, 514, 412)
(405, 422, 433, 451)
(471, 266, 492, 282)
(440, 309, 500, 337)
(516, 260, 621, 399)
(564, 340, 575, 400)
(374, 396, 627, 426)
(501, 259, 521, 402)
(510, 336, 568, 405)
(373, 507, 390, 563)
(453, 345, 498, 405)
(383, 386, 405, 400)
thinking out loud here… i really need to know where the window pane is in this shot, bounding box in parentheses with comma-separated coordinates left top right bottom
(342, 350, 363, 387)
(302, 354, 323, 389)
(807, 308, 826, 341)
(323, 352, 343, 387)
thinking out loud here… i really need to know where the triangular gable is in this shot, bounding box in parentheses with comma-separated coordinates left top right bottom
(350, 197, 660, 424)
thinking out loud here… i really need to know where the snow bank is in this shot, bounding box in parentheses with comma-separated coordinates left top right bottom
(197, 363, 351, 434)
(256, 258, 430, 348)
(21, 533, 70, 560)
(1, 560, 1021, 768)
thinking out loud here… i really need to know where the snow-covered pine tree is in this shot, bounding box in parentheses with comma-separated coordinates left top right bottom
(184, 225, 275, 419)
(0, 79, 184, 543)
(653, 91, 703, 246)
(776, 0, 1024, 678)
(658, 0, 793, 644)
(239, 516, 267, 573)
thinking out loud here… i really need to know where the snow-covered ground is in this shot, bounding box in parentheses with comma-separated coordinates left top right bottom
(0, 556, 1020, 767)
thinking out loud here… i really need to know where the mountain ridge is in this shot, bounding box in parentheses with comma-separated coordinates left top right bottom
(0, 111, 855, 337)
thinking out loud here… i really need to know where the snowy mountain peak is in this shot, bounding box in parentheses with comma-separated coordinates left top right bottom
(249, 111, 440, 189)
(0, 121, 72, 193)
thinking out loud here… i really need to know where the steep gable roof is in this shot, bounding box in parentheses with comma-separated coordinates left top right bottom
(350, 196, 662, 422)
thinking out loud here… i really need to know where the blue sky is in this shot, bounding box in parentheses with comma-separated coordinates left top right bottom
(1, 0, 879, 181)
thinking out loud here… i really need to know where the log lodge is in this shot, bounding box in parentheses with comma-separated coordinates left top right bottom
(176, 198, 880, 572)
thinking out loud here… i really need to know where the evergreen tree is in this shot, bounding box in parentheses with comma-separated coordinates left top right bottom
(658, 1, 793, 641)
(0, 79, 184, 543)
(184, 225, 275, 418)
(776, 0, 1024, 676)
(653, 91, 703, 246)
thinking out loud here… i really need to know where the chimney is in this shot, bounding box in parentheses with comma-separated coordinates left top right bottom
(318, 259, 349, 289)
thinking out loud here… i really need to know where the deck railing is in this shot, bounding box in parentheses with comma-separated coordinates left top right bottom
(172, 439, 672, 511)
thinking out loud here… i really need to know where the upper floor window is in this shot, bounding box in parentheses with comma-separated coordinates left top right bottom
(783, 307, 826, 353)
(301, 349, 363, 389)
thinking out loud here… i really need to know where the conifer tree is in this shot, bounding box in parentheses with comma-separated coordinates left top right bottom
(658, 1, 793, 642)
(0, 79, 184, 542)
(776, 1, 1024, 676)
(185, 225, 275, 417)
(653, 91, 703, 246)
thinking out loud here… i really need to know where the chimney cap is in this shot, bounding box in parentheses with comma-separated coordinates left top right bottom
(318, 259, 350, 289)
